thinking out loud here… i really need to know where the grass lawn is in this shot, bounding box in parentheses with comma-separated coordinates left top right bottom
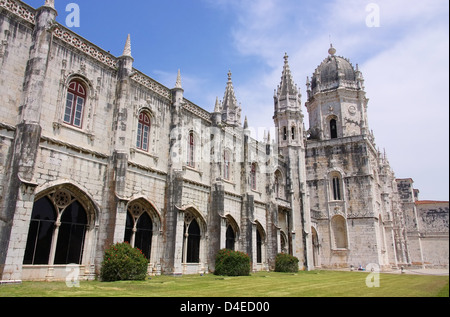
(0, 271, 448, 298)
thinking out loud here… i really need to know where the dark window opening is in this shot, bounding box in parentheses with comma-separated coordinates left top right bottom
(24, 197, 56, 265)
(124, 212, 133, 244)
(256, 230, 262, 264)
(135, 213, 153, 260)
(332, 177, 342, 201)
(186, 219, 201, 263)
(187, 132, 195, 167)
(54, 201, 87, 265)
(330, 119, 338, 139)
(226, 225, 235, 251)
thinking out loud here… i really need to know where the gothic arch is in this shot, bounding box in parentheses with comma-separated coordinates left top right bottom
(280, 231, 288, 254)
(255, 221, 267, 265)
(223, 148, 233, 181)
(24, 182, 99, 268)
(186, 129, 200, 168)
(326, 115, 339, 139)
(65, 73, 93, 92)
(126, 196, 162, 231)
(182, 206, 207, 265)
(125, 197, 161, 261)
(326, 169, 346, 202)
(224, 214, 240, 238)
(34, 180, 99, 225)
(274, 169, 286, 199)
(330, 215, 348, 249)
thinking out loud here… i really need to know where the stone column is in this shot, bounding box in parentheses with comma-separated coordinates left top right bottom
(0, 4, 57, 281)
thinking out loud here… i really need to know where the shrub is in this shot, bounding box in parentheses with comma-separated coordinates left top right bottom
(100, 242, 149, 282)
(214, 249, 251, 276)
(275, 253, 299, 273)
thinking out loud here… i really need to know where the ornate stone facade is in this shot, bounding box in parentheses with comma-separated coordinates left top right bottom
(0, 1, 448, 281)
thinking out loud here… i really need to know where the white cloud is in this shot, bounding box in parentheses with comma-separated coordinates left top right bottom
(215, 0, 449, 200)
(362, 25, 449, 200)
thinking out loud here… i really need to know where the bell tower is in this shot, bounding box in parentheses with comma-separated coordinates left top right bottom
(306, 45, 369, 141)
(273, 53, 305, 155)
(273, 54, 313, 270)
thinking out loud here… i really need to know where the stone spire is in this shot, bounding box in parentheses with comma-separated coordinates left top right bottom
(175, 69, 182, 89)
(214, 96, 221, 113)
(122, 34, 132, 58)
(277, 53, 298, 99)
(221, 70, 242, 127)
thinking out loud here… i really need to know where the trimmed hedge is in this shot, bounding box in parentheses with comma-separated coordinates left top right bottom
(100, 242, 149, 282)
(214, 249, 251, 276)
(275, 253, 299, 273)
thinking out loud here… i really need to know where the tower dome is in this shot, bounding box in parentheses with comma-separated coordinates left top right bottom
(310, 45, 361, 94)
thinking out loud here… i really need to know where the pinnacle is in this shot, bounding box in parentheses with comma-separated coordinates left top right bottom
(278, 53, 298, 97)
(175, 69, 182, 89)
(122, 34, 132, 58)
(44, 0, 55, 9)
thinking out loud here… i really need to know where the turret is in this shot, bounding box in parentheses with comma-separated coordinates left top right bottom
(117, 34, 134, 79)
(273, 53, 304, 152)
(221, 71, 242, 127)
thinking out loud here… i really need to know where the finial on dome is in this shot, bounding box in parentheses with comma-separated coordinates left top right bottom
(44, 0, 55, 9)
(328, 44, 336, 56)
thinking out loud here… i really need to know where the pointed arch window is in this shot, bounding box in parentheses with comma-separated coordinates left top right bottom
(136, 112, 151, 152)
(256, 229, 263, 264)
(184, 219, 201, 263)
(64, 80, 86, 128)
(330, 119, 338, 139)
(226, 225, 236, 251)
(125, 202, 155, 260)
(23, 197, 57, 265)
(331, 215, 348, 249)
(24, 190, 90, 266)
(332, 175, 342, 201)
(54, 201, 88, 265)
(187, 131, 195, 168)
(274, 170, 284, 199)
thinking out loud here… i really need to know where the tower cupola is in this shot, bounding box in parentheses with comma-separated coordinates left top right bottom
(306, 45, 369, 140)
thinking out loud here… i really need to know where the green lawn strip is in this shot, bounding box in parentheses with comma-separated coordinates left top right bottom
(0, 271, 447, 297)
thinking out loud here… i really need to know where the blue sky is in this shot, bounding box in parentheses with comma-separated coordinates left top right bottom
(25, 0, 449, 201)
